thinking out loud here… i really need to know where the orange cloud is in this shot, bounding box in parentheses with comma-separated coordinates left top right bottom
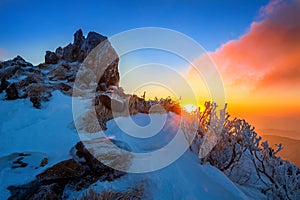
(185, 0, 300, 139)
(210, 0, 300, 92)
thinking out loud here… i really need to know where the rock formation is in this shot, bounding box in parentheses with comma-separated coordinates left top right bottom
(2, 29, 181, 199)
(45, 29, 107, 64)
(0, 29, 116, 109)
(7, 139, 130, 199)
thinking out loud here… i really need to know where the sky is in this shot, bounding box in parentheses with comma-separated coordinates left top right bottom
(186, 0, 300, 139)
(0, 0, 268, 64)
(1, 0, 300, 139)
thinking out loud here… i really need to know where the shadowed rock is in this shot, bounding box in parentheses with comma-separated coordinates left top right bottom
(45, 51, 59, 64)
(36, 159, 85, 182)
(48, 29, 107, 63)
(5, 83, 19, 100)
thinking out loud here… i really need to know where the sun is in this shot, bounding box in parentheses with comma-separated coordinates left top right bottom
(183, 104, 198, 113)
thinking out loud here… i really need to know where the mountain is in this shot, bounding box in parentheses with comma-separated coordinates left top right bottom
(0, 29, 299, 200)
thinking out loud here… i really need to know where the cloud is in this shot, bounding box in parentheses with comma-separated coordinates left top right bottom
(205, 0, 300, 92)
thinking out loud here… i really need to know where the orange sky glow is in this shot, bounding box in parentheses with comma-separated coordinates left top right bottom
(186, 0, 300, 139)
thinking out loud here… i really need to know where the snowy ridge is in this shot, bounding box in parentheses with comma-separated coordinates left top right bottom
(68, 108, 249, 199)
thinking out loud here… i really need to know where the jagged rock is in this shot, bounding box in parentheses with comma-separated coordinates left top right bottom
(36, 159, 84, 182)
(0, 56, 33, 81)
(6, 83, 19, 100)
(72, 29, 85, 61)
(45, 51, 59, 64)
(82, 31, 107, 61)
(1, 56, 32, 69)
(55, 46, 63, 59)
(0, 78, 9, 93)
(12, 56, 33, 67)
(52, 29, 108, 63)
(62, 43, 74, 62)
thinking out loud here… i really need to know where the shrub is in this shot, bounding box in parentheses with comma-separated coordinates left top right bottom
(183, 101, 300, 200)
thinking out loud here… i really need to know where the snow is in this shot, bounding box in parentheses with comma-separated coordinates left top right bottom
(0, 91, 249, 199)
(0, 91, 80, 199)
(71, 113, 249, 199)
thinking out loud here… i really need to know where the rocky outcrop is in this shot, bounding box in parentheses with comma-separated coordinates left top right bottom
(36, 159, 85, 182)
(47, 29, 107, 63)
(45, 51, 59, 64)
(74, 139, 131, 177)
(8, 139, 131, 199)
(1, 55, 33, 69)
(4, 29, 182, 200)
(0, 29, 117, 109)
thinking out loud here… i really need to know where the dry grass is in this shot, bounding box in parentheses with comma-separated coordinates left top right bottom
(80, 184, 144, 200)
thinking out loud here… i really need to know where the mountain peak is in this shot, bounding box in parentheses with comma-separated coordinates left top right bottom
(45, 29, 107, 64)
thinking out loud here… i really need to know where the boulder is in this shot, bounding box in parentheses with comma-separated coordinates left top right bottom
(45, 51, 59, 64)
(74, 139, 131, 180)
(5, 83, 19, 100)
(26, 84, 53, 109)
(36, 159, 84, 182)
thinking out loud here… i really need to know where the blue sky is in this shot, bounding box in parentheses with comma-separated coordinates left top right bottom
(0, 0, 269, 64)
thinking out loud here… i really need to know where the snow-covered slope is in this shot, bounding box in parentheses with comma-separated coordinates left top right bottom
(0, 91, 80, 199)
(70, 113, 248, 199)
(0, 91, 248, 199)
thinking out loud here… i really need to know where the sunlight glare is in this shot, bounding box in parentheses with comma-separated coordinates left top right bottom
(183, 104, 197, 113)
